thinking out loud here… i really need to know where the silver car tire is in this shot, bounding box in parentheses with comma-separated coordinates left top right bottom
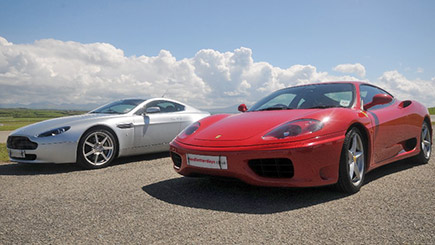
(414, 121, 432, 164)
(336, 128, 366, 194)
(77, 128, 118, 169)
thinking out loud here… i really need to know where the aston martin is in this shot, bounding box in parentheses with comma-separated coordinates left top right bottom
(7, 98, 210, 169)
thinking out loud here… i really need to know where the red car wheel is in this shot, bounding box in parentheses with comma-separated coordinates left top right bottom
(337, 128, 366, 194)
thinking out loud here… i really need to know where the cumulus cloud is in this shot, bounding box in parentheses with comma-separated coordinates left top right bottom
(375, 70, 435, 106)
(0, 36, 433, 109)
(333, 63, 366, 78)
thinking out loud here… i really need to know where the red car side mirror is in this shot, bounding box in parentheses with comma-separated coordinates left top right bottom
(364, 94, 393, 110)
(238, 104, 248, 112)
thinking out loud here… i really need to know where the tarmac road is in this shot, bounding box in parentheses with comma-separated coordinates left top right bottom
(0, 151, 434, 244)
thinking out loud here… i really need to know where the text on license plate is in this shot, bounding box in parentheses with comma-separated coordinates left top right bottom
(186, 154, 227, 170)
(9, 149, 26, 158)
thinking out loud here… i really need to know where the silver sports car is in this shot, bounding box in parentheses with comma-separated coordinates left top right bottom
(7, 98, 210, 169)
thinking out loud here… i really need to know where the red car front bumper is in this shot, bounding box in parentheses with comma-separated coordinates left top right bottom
(170, 132, 346, 187)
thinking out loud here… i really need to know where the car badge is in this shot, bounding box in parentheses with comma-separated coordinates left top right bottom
(215, 134, 222, 139)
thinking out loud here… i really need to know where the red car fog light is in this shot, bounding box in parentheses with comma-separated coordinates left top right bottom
(171, 152, 182, 169)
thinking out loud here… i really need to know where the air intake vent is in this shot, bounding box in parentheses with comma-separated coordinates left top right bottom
(11, 154, 37, 161)
(248, 158, 294, 178)
(171, 152, 182, 169)
(7, 136, 38, 150)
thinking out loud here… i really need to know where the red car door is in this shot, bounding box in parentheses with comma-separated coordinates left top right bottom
(360, 85, 411, 164)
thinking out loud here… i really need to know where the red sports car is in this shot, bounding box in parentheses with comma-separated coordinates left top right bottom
(169, 82, 432, 193)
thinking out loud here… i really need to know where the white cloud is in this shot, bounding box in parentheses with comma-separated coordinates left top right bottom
(333, 63, 366, 77)
(0, 36, 433, 109)
(375, 70, 435, 107)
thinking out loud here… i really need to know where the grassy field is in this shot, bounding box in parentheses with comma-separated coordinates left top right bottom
(0, 117, 53, 131)
(0, 108, 86, 118)
(428, 107, 435, 126)
(0, 143, 8, 162)
(0, 108, 86, 131)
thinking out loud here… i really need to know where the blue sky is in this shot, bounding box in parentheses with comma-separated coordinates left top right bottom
(0, 0, 434, 108)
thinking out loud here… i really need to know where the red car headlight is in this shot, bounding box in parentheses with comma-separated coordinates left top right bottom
(178, 122, 200, 139)
(263, 119, 323, 140)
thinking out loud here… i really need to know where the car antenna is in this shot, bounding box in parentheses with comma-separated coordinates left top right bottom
(161, 88, 169, 98)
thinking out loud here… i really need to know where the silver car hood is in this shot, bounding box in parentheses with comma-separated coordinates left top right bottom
(11, 113, 121, 136)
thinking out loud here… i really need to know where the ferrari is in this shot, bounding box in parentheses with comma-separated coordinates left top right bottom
(170, 82, 432, 193)
(7, 98, 209, 169)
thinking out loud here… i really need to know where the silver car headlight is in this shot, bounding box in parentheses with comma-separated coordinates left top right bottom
(37, 126, 71, 137)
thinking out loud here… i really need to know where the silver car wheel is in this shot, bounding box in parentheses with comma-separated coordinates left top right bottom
(421, 123, 431, 159)
(82, 131, 114, 166)
(347, 133, 365, 186)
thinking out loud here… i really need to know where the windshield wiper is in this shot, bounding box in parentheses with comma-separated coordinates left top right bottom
(258, 106, 291, 111)
(306, 105, 346, 109)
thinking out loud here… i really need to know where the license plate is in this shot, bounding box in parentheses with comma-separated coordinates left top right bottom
(187, 154, 228, 170)
(9, 149, 26, 158)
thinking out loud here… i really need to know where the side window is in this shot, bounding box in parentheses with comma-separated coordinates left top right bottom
(360, 85, 393, 110)
(145, 100, 185, 113)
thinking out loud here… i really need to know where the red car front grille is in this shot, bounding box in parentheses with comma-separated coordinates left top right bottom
(248, 158, 294, 178)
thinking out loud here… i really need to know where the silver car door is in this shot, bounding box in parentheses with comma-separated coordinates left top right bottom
(132, 101, 182, 153)
(177, 112, 194, 130)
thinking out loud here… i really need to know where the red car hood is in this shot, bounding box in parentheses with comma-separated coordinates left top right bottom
(193, 109, 325, 142)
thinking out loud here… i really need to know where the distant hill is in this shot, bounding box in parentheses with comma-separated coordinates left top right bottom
(2, 104, 433, 115)
(0, 108, 86, 118)
(0, 102, 99, 111)
(201, 104, 241, 114)
(204, 106, 435, 115)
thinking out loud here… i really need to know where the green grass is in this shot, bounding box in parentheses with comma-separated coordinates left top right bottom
(0, 108, 85, 118)
(429, 107, 435, 115)
(0, 143, 8, 162)
(0, 108, 86, 131)
(0, 117, 53, 131)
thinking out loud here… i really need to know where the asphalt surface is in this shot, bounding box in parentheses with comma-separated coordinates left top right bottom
(0, 151, 434, 244)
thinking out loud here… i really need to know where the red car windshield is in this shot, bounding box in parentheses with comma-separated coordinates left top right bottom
(249, 83, 355, 111)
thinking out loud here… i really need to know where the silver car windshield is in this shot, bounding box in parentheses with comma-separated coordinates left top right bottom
(249, 83, 355, 111)
(90, 99, 145, 114)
